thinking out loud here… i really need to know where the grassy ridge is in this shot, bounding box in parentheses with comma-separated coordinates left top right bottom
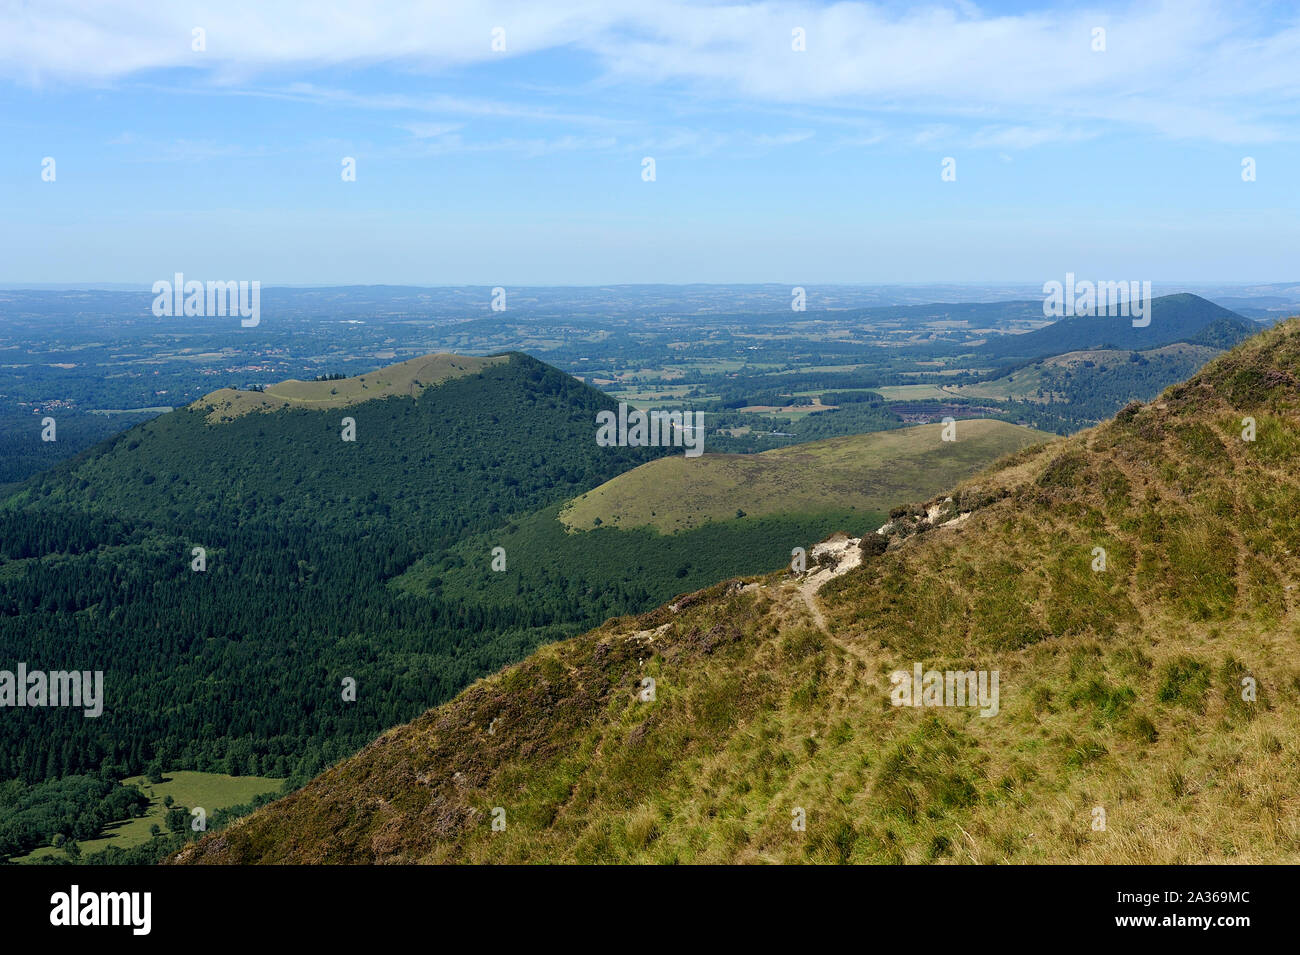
(560, 420, 1052, 533)
(197, 354, 507, 421)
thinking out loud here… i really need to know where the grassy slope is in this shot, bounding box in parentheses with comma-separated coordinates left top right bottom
(175, 320, 1300, 864)
(389, 421, 1047, 683)
(560, 420, 1052, 533)
(197, 353, 507, 421)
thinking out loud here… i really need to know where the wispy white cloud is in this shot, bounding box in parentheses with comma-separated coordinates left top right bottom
(967, 125, 1098, 150)
(264, 83, 628, 128)
(409, 133, 620, 158)
(398, 121, 464, 139)
(2, 1, 1298, 144)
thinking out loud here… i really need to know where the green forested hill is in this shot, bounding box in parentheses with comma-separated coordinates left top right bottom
(974, 293, 1256, 364)
(17, 352, 650, 535)
(0, 353, 664, 791)
(947, 344, 1225, 429)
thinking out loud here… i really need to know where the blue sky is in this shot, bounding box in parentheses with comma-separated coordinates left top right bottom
(2, 0, 1298, 285)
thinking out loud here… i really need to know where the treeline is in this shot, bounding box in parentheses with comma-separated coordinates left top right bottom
(20, 788, 284, 866)
(402, 502, 876, 629)
(0, 771, 148, 859)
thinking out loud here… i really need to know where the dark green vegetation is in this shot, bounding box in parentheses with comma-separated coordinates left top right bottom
(0, 411, 162, 486)
(0, 771, 148, 858)
(0, 353, 662, 794)
(174, 320, 1300, 864)
(396, 501, 873, 615)
(25, 353, 641, 534)
(949, 344, 1227, 433)
(971, 293, 1256, 363)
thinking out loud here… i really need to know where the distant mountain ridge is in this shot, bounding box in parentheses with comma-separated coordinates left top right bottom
(974, 293, 1256, 363)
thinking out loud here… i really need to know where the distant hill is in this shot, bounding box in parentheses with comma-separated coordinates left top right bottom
(975, 293, 1257, 364)
(174, 320, 1300, 864)
(951, 343, 1220, 402)
(941, 343, 1224, 429)
(560, 420, 1051, 533)
(18, 351, 649, 535)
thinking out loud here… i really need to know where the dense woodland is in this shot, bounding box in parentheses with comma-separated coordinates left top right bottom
(0, 771, 149, 858)
(995, 347, 1227, 431)
(0, 355, 670, 791)
(398, 501, 872, 622)
(0, 412, 160, 486)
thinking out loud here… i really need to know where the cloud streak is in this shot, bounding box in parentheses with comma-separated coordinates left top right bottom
(2, 0, 1297, 144)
